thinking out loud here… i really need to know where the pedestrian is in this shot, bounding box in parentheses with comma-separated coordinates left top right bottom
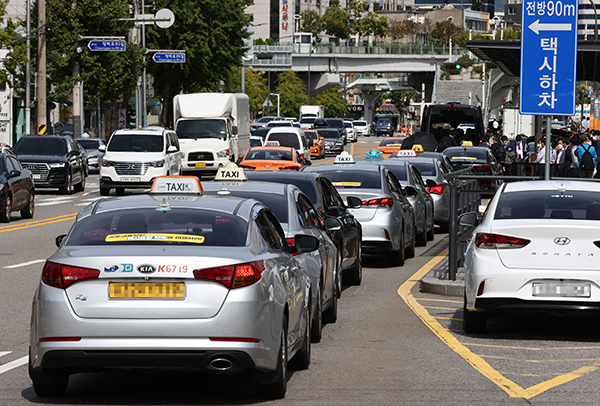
(535, 138, 547, 177)
(567, 137, 580, 178)
(509, 134, 528, 176)
(436, 129, 458, 152)
(490, 136, 506, 164)
(492, 119, 500, 136)
(581, 116, 590, 132)
(576, 136, 597, 178)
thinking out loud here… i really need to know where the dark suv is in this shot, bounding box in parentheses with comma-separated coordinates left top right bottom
(14, 135, 87, 194)
(325, 118, 347, 145)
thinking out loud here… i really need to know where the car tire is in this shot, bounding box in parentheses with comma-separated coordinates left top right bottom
(438, 222, 449, 233)
(323, 281, 338, 324)
(463, 294, 487, 334)
(59, 172, 72, 195)
(345, 244, 362, 286)
(426, 218, 435, 241)
(20, 192, 34, 219)
(310, 285, 323, 343)
(116, 187, 125, 196)
(416, 225, 427, 247)
(405, 227, 416, 259)
(290, 305, 311, 370)
(336, 253, 342, 298)
(30, 365, 69, 398)
(255, 318, 288, 399)
(74, 175, 85, 193)
(390, 232, 405, 266)
(100, 187, 110, 196)
(1, 194, 11, 223)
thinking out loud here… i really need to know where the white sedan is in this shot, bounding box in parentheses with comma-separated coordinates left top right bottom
(461, 180, 600, 333)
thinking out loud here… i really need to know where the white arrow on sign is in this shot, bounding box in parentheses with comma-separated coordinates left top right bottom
(528, 19, 572, 35)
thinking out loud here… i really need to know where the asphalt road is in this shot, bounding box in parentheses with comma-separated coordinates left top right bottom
(2, 138, 600, 405)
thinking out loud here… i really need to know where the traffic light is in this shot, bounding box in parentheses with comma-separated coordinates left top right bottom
(455, 63, 461, 69)
(127, 109, 136, 128)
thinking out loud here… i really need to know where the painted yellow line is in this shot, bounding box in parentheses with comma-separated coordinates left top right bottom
(399, 251, 600, 399)
(397, 249, 530, 398)
(435, 316, 463, 321)
(418, 298, 463, 304)
(481, 355, 600, 363)
(501, 371, 563, 377)
(464, 343, 543, 351)
(423, 305, 460, 311)
(350, 141, 355, 157)
(0, 213, 77, 233)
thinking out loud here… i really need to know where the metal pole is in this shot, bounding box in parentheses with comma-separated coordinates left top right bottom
(141, 0, 147, 127)
(590, 0, 599, 41)
(448, 180, 458, 281)
(25, 0, 31, 136)
(308, 48, 311, 105)
(97, 97, 102, 139)
(482, 63, 486, 119)
(36, 0, 46, 132)
(241, 59, 245, 93)
(277, 94, 280, 117)
(545, 115, 551, 180)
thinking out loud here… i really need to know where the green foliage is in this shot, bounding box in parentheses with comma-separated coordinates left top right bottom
(274, 71, 308, 118)
(356, 12, 389, 39)
(146, 0, 252, 126)
(430, 20, 458, 44)
(472, 0, 484, 11)
(223, 66, 269, 117)
(299, 10, 323, 37)
(321, 5, 353, 40)
(388, 90, 415, 110)
(455, 26, 521, 47)
(311, 87, 347, 118)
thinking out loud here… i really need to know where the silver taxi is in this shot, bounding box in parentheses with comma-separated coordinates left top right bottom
(29, 176, 317, 399)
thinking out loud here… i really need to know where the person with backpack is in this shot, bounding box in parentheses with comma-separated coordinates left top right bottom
(576, 136, 597, 178)
(490, 136, 506, 164)
(436, 129, 458, 152)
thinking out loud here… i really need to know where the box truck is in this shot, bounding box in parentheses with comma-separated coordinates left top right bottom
(299, 105, 324, 119)
(174, 93, 251, 176)
(502, 107, 535, 140)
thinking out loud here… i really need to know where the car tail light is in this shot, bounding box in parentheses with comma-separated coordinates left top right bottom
(427, 185, 444, 195)
(477, 281, 485, 296)
(39, 337, 82, 342)
(193, 260, 265, 289)
(361, 198, 393, 208)
(593, 241, 600, 248)
(474, 165, 492, 171)
(286, 238, 300, 256)
(42, 261, 100, 289)
(238, 164, 254, 170)
(474, 233, 530, 249)
(280, 165, 299, 171)
(209, 337, 261, 343)
(300, 153, 305, 159)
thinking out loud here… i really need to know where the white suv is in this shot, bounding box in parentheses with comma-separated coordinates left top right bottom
(99, 128, 183, 196)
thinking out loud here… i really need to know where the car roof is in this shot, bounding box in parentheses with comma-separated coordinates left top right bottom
(247, 146, 295, 152)
(503, 180, 600, 194)
(203, 180, 289, 195)
(304, 162, 383, 173)
(112, 128, 169, 136)
(266, 127, 304, 135)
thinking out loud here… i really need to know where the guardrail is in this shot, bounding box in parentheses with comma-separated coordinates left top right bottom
(281, 42, 465, 56)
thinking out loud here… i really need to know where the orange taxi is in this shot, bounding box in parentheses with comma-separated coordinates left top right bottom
(376, 137, 405, 157)
(238, 145, 305, 171)
(304, 129, 325, 159)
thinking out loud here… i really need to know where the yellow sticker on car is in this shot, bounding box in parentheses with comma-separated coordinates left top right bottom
(195, 162, 207, 167)
(105, 233, 205, 244)
(451, 156, 477, 160)
(332, 182, 362, 187)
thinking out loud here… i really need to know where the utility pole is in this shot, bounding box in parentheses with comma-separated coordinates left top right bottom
(25, 0, 31, 136)
(36, 0, 46, 133)
(72, 0, 82, 138)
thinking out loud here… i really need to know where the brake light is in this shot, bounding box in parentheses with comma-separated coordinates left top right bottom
(474, 165, 492, 171)
(209, 337, 261, 343)
(427, 185, 444, 195)
(42, 261, 100, 289)
(280, 165, 299, 171)
(474, 233, 530, 249)
(193, 260, 265, 289)
(361, 198, 393, 208)
(39, 337, 82, 342)
(238, 164, 254, 170)
(477, 281, 485, 296)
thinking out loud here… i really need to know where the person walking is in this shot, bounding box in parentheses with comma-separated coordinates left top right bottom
(567, 137, 580, 178)
(509, 134, 528, 176)
(534, 138, 547, 177)
(576, 136, 597, 178)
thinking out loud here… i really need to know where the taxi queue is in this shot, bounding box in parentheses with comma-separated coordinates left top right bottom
(26, 142, 443, 400)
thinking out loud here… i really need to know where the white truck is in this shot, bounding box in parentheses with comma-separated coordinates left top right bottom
(299, 105, 324, 119)
(502, 107, 535, 140)
(174, 93, 251, 176)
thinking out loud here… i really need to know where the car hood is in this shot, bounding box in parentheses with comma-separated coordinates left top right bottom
(103, 151, 166, 161)
(16, 154, 68, 163)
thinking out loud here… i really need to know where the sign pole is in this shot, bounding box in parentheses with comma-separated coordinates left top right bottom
(545, 115, 551, 180)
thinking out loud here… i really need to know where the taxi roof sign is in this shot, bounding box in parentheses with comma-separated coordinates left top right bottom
(334, 151, 355, 164)
(411, 144, 424, 154)
(150, 176, 203, 194)
(462, 141, 473, 149)
(265, 140, 280, 147)
(215, 162, 248, 181)
(396, 149, 417, 158)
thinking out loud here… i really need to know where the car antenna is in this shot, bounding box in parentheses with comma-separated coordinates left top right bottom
(156, 198, 171, 212)
(558, 183, 566, 196)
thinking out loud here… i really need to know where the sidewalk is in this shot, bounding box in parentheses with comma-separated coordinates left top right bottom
(419, 256, 465, 297)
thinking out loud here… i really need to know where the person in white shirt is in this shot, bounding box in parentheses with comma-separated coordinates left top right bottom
(581, 117, 590, 132)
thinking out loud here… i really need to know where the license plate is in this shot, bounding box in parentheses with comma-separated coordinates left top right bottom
(195, 162, 206, 168)
(109, 282, 185, 299)
(32, 174, 42, 180)
(120, 177, 141, 182)
(532, 281, 591, 298)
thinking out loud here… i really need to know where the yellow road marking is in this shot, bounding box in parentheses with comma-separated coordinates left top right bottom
(423, 306, 460, 311)
(501, 371, 563, 377)
(418, 298, 463, 304)
(481, 355, 600, 363)
(0, 213, 77, 233)
(464, 343, 600, 351)
(435, 316, 463, 321)
(399, 250, 600, 399)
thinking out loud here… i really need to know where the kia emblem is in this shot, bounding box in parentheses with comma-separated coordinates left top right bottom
(553, 237, 571, 246)
(137, 264, 156, 274)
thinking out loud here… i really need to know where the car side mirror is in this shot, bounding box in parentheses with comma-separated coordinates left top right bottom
(458, 212, 480, 227)
(346, 196, 362, 208)
(404, 186, 418, 197)
(294, 234, 320, 253)
(324, 217, 342, 231)
(8, 170, 21, 178)
(304, 159, 312, 166)
(425, 179, 437, 188)
(167, 145, 177, 153)
(55, 234, 67, 247)
(232, 125, 238, 135)
(98, 145, 106, 152)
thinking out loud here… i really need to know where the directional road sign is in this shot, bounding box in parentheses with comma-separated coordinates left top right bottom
(152, 53, 186, 63)
(88, 40, 126, 52)
(519, 0, 578, 116)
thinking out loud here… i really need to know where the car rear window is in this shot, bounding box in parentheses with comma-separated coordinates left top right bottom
(319, 169, 381, 189)
(494, 190, 600, 220)
(108, 134, 164, 152)
(67, 209, 248, 246)
(410, 161, 436, 176)
(380, 139, 403, 147)
(317, 129, 341, 140)
(266, 133, 300, 149)
(383, 165, 408, 181)
(443, 148, 488, 161)
(204, 191, 288, 223)
(15, 137, 67, 156)
(353, 121, 367, 127)
(77, 139, 100, 149)
(245, 149, 294, 161)
(326, 119, 344, 128)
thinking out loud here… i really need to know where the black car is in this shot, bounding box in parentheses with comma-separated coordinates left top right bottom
(0, 152, 35, 222)
(14, 135, 87, 194)
(75, 137, 105, 173)
(442, 146, 503, 191)
(245, 171, 363, 287)
(317, 129, 344, 155)
(325, 118, 347, 145)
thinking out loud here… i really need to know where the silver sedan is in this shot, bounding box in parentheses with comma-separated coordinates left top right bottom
(29, 177, 317, 399)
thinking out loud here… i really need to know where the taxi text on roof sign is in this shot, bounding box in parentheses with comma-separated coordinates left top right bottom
(334, 151, 355, 164)
(265, 141, 280, 147)
(396, 149, 417, 158)
(519, 0, 578, 115)
(215, 162, 248, 181)
(150, 176, 203, 194)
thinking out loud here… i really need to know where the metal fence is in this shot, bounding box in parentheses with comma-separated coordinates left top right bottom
(284, 42, 465, 56)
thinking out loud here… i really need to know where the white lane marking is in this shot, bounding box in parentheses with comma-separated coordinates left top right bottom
(0, 352, 10, 358)
(0, 356, 28, 374)
(4, 259, 45, 269)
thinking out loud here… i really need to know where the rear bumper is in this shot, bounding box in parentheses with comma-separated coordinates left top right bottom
(474, 298, 600, 313)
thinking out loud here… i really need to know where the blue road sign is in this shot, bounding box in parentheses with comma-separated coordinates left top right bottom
(589, 88, 594, 96)
(88, 40, 126, 52)
(519, 0, 578, 116)
(152, 53, 186, 63)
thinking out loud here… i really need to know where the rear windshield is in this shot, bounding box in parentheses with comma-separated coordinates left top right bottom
(317, 129, 341, 140)
(353, 121, 367, 127)
(204, 191, 288, 223)
(326, 119, 344, 128)
(495, 190, 600, 220)
(267, 121, 292, 127)
(305, 131, 317, 141)
(266, 133, 300, 149)
(410, 161, 436, 177)
(15, 137, 67, 156)
(77, 139, 101, 149)
(319, 169, 381, 189)
(300, 117, 315, 124)
(245, 149, 294, 161)
(380, 139, 403, 147)
(443, 148, 488, 162)
(384, 165, 408, 181)
(67, 209, 248, 246)
(108, 134, 164, 152)
(250, 138, 263, 147)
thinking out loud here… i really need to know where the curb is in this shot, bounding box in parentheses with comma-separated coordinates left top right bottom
(420, 276, 464, 297)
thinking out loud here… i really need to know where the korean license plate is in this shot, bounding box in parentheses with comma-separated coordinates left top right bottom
(195, 162, 206, 168)
(120, 177, 141, 182)
(532, 281, 591, 298)
(109, 282, 185, 299)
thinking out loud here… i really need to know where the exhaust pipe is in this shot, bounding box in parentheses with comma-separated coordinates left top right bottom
(209, 358, 234, 371)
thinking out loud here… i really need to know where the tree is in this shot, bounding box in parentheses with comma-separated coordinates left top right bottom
(430, 20, 458, 44)
(321, 1, 353, 41)
(389, 19, 414, 41)
(300, 10, 323, 37)
(356, 12, 389, 40)
(311, 87, 347, 118)
(146, 0, 252, 127)
(274, 71, 307, 118)
(222, 66, 268, 118)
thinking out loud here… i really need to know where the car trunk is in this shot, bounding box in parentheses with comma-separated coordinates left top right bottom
(335, 189, 386, 222)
